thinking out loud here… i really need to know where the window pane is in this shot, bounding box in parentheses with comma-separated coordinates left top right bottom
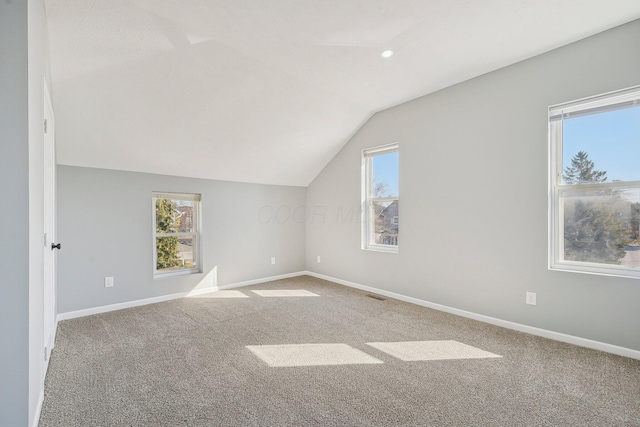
(371, 200, 398, 246)
(563, 104, 640, 184)
(156, 198, 196, 234)
(372, 151, 399, 197)
(156, 235, 197, 273)
(561, 187, 640, 267)
(174, 200, 195, 232)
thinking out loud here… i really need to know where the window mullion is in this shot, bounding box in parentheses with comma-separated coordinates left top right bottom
(371, 196, 398, 203)
(557, 180, 640, 193)
(155, 231, 196, 238)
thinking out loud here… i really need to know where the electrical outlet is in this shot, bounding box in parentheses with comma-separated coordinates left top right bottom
(526, 292, 536, 306)
(105, 276, 114, 288)
(317, 255, 321, 263)
(271, 257, 276, 265)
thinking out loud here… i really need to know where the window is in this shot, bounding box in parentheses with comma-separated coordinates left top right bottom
(549, 86, 640, 278)
(362, 143, 399, 252)
(153, 192, 201, 278)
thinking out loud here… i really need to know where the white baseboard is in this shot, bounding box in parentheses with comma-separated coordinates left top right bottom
(31, 390, 44, 427)
(56, 289, 217, 321)
(304, 271, 640, 360)
(56, 271, 307, 321)
(34, 320, 57, 427)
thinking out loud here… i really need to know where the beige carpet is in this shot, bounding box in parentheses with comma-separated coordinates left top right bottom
(39, 276, 640, 426)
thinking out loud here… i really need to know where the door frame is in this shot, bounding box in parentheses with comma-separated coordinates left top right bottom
(43, 79, 57, 365)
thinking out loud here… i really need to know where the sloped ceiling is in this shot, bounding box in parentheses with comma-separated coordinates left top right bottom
(45, 0, 640, 186)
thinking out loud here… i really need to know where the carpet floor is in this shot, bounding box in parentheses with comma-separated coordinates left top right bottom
(39, 276, 640, 426)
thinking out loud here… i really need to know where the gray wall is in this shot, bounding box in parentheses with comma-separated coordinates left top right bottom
(0, 1, 30, 425)
(306, 20, 640, 352)
(57, 166, 306, 313)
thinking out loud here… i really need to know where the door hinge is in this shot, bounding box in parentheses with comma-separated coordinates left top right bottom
(44, 232, 47, 247)
(44, 119, 47, 134)
(44, 347, 48, 361)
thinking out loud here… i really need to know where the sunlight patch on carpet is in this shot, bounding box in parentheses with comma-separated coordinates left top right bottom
(190, 290, 249, 298)
(250, 290, 319, 297)
(366, 340, 502, 361)
(247, 343, 383, 367)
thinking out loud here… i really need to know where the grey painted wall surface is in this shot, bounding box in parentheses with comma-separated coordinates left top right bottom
(57, 166, 306, 313)
(0, 1, 30, 425)
(306, 20, 640, 351)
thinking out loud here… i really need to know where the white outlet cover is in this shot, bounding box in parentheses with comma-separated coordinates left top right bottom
(317, 256, 321, 263)
(526, 292, 536, 305)
(105, 277, 114, 288)
(271, 257, 276, 265)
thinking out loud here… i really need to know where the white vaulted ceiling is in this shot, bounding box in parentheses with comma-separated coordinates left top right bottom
(45, 1, 640, 186)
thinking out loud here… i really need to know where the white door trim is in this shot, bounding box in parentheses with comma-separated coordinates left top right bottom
(43, 79, 57, 364)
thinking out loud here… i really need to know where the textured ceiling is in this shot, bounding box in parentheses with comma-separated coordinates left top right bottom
(45, 0, 640, 186)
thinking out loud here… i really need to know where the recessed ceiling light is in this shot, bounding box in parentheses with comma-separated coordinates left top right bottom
(381, 50, 394, 59)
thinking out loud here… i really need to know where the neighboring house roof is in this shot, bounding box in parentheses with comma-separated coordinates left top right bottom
(380, 200, 399, 218)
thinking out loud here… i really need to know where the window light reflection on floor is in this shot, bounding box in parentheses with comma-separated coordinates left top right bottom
(366, 340, 502, 361)
(247, 343, 383, 367)
(250, 290, 320, 297)
(189, 290, 249, 299)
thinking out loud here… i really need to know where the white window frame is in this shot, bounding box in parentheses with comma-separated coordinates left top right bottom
(362, 143, 399, 253)
(153, 192, 202, 278)
(549, 85, 640, 279)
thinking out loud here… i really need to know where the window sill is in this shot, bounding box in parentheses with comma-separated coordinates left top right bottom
(363, 245, 399, 254)
(550, 262, 640, 280)
(154, 268, 202, 280)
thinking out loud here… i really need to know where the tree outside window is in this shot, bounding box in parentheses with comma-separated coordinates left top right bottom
(562, 151, 631, 264)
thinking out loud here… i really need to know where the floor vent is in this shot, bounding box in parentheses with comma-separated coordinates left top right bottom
(366, 294, 386, 301)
